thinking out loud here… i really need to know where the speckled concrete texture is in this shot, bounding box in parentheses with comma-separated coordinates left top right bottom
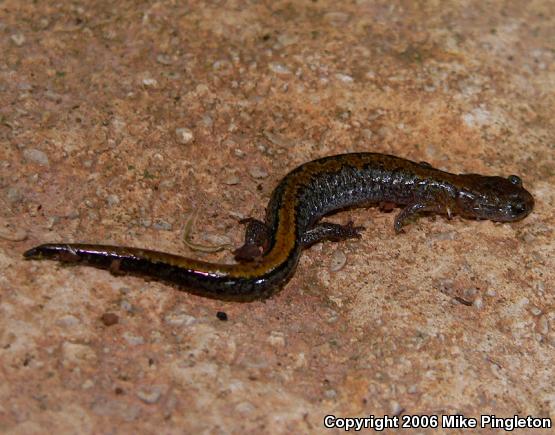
(1, 1, 554, 434)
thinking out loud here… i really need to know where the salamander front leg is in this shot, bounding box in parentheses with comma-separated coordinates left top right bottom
(394, 201, 437, 233)
(301, 221, 365, 248)
(233, 218, 270, 262)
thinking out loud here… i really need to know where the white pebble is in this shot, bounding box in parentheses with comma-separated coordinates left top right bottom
(23, 148, 49, 166)
(330, 249, 347, 272)
(175, 127, 194, 144)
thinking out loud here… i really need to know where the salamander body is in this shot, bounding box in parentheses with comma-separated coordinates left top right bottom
(23, 153, 534, 301)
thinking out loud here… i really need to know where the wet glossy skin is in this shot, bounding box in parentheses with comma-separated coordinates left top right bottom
(23, 153, 534, 301)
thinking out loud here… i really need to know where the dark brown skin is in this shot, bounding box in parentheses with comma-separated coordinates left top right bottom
(23, 153, 534, 301)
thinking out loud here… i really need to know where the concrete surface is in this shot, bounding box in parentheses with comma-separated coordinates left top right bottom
(1, 0, 553, 433)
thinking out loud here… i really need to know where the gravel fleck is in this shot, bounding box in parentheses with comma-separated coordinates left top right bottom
(137, 386, 163, 404)
(335, 73, 354, 83)
(81, 379, 95, 389)
(390, 401, 403, 415)
(62, 342, 97, 366)
(100, 312, 119, 326)
(248, 166, 268, 179)
(46, 216, 60, 229)
(537, 315, 549, 335)
(235, 401, 255, 414)
(202, 115, 213, 127)
(473, 297, 483, 309)
(122, 332, 145, 346)
(56, 315, 80, 327)
(268, 62, 291, 75)
(485, 288, 496, 297)
(223, 174, 240, 185)
(142, 77, 158, 87)
(164, 311, 196, 327)
(106, 194, 120, 206)
(277, 33, 298, 47)
(233, 148, 246, 158)
(263, 131, 295, 147)
(67, 210, 80, 219)
(7, 187, 23, 204)
(120, 299, 135, 312)
(268, 331, 285, 347)
(139, 218, 152, 227)
(324, 389, 337, 399)
(23, 148, 49, 166)
(175, 127, 194, 144)
(153, 219, 172, 231)
(438, 279, 455, 296)
(329, 249, 347, 272)
(11, 33, 26, 46)
(0, 226, 27, 241)
(430, 231, 457, 242)
(156, 54, 172, 65)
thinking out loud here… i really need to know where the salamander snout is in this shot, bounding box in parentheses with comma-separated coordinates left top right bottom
(456, 174, 534, 222)
(504, 193, 534, 221)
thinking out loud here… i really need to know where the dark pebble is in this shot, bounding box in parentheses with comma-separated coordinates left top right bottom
(101, 312, 119, 326)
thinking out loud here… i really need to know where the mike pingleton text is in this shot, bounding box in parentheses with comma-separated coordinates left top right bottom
(323, 414, 552, 431)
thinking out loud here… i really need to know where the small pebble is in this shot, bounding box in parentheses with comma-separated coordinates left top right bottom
(223, 175, 240, 185)
(216, 311, 228, 321)
(120, 300, 134, 312)
(142, 77, 158, 87)
(335, 73, 354, 83)
(56, 314, 80, 327)
(67, 210, 80, 219)
(530, 306, 542, 316)
(175, 127, 194, 144)
(137, 387, 162, 404)
(156, 54, 172, 65)
(106, 194, 120, 206)
(235, 401, 255, 414)
(11, 33, 25, 46)
(268, 62, 291, 75)
(122, 332, 145, 346)
(46, 216, 60, 229)
(0, 226, 27, 241)
(202, 115, 213, 127)
(390, 401, 403, 415)
(263, 131, 294, 147)
(7, 187, 23, 204)
(329, 249, 347, 272)
(100, 312, 119, 326)
(23, 148, 49, 166)
(139, 218, 152, 228)
(537, 315, 549, 335)
(81, 379, 95, 389)
(248, 166, 268, 179)
(473, 297, 483, 309)
(153, 219, 172, 231)
(164, 311, 196, 327)
(268, 331, 285, 347)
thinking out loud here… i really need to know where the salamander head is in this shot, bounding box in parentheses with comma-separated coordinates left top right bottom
(455, 174, 534, 222)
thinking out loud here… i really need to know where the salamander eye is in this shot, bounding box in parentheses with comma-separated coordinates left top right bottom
(508, 175, 522, 186)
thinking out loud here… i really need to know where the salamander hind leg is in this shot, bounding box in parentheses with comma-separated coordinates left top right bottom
(301, 221, 365, 248)
(233, 218, 270, 262)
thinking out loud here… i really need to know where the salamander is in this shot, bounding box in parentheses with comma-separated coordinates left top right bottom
(23, 152, 534, 301)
